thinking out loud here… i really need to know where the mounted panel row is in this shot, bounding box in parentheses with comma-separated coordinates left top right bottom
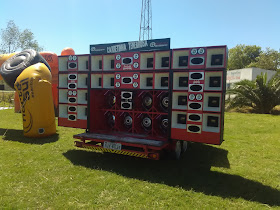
(172, 92, 223, 112)
(58, 104, 87, 129)
(58, 45, 227, 72)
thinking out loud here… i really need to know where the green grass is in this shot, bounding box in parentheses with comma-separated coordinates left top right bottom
(0, 110, 279, 209)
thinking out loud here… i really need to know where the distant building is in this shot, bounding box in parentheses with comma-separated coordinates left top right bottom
(226, 67, 277, 89)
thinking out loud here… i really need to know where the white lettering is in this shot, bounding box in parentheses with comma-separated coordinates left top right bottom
(128, 41, 148, 50)
(107, 44, 127, 53)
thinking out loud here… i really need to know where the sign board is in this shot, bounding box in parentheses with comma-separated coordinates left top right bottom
(90, 38, 170, 55)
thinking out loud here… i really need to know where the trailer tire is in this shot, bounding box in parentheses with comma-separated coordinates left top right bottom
(0, 49, 51, 89)
(171, 140, 181, 160)
(182, 141, 188, 153)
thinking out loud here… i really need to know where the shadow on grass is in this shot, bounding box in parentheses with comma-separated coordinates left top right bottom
(0, 128, 59, 144)
(64, 143, 280, 207)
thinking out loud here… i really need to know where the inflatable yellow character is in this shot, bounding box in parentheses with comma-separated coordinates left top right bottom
(0, 49, 56, 138)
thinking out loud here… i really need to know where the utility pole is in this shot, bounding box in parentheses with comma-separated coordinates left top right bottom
(139, 0, 152, 41)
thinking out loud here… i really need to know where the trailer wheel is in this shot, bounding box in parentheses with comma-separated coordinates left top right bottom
(171, 140, 182, 160)
(182, 141, 188, 153)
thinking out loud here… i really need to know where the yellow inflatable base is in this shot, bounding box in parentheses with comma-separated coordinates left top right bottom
(14, 63, 56, 138)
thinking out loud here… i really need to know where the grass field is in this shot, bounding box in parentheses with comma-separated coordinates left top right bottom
(0, 109, 279, 209)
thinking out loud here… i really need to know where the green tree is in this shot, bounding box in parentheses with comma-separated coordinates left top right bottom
(228, 44, 262, 70)
(0, 20, 43, 53)
(227, 73, 280, 114)
(248, 48, 280, 71)
(0, 20, 20, 53)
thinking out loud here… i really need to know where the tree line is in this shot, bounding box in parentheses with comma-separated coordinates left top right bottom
(228, 44, 280, 71)
(0, 20, 43, 54)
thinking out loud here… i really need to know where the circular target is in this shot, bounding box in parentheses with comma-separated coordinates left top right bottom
(189, 94, 195, 100)
(133, 82, 138, 88)
(198, 48, 205, 55)
(142, 116, 152, 130)
(0, 49, 51, 89)
(191, 48, 198, 55)
(142, 93, 153, 110)
(68, 55, 73, 61)
(133, 53, 139, 59)
(116, 55, 121, 60)
(72, 91, 77, 96)
(124, 115, 133, 128)
(116, 63, 121, 69)
(115, 82, 120, 87)
(133, 73, 138, 79)
(196, 94, 203, 100)
(116, 74, 121, 79)
(68, 90, 73, 96)
(133, 62, 139, 68)
(72, 55, 77, 61)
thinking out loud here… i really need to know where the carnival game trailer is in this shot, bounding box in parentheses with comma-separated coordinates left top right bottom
(58, 38, 227, 160)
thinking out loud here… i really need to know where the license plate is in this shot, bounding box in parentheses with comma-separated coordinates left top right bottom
(103, 141, 122, 151)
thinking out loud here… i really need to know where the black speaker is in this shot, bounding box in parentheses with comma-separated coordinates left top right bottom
(208, 97, 220, 107)
(68, 83, 77, 89)
(68, 97, 76, 103)
(68, 74, 77, 80)
(111, 59, 114, 69)
(98, 78, 102, 87)
(147, 58, 153, 68)
(211, 54, 223, 65)
(188, 125, 200, 133)
(121, 102, 132, 109)
(68, 114, 76, 121)
(179, 56, 188, 67)
(190, 72, 203, 80)
(142, 93, 153, 110)
(190, 84, 203, 92)
(160, 115, 168, 133)
(160, 93, 169, 111)
(146, 77, 153, 87)
(85, 108, 87, 116)
(189, 102, 201, 109)
(106, 92, 116, 107)
(142, 115, 152, 130)
(110, 78, 114, 86)
(124, 114, 133, 128)
(209, 76, 221, 87)
(188, 114, 201, 121)
(68, 62, 77, 69)
(179, 77, 188, 87)
(86, 61, 88, 69)
(68, 106, 76, 112)
(177, 114, 186, 124)
(161, 57, 169, 67)
(178, 96, 187, 105)
(106, 112, 115, 128)
(190, 57, 204, 65)
(122, 57, 132, 65)
(85, 93, 88, 101)
(207, 116, 219, 127)
(161, 77, 168, 87)
(98, 60, 102, 69)
(121, 91, 133, 100)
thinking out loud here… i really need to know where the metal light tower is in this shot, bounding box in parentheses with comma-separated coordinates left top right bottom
(139, 0, 152, 41)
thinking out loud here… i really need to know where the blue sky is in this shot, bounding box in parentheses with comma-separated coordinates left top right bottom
(1, 0, 279, 55)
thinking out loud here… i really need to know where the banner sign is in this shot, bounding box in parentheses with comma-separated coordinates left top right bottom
(90, 38, 170, 55)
